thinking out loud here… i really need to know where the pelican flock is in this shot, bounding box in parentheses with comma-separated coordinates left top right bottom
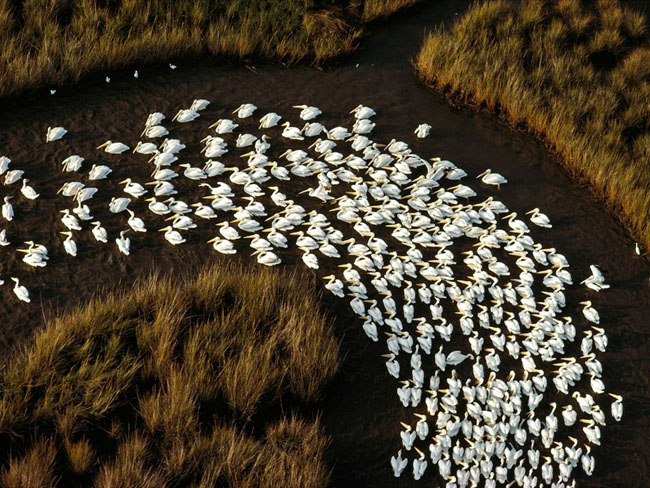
(0, 97, 628, 487)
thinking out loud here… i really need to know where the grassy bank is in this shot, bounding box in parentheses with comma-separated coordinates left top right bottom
(416, 0, 650, 249)
(0, 265, 339, 487)
(0, 0, 417, 100)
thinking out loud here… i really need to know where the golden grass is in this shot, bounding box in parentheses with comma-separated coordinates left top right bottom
(0, 265, 339, 487)
(0, 0, 414, 100)
(363, 0, 420, 22)
(416, 0, 650, 249)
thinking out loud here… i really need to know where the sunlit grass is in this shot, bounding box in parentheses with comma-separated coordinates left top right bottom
(0, 265, 339, 486)
(416, 0, 650, 249)
(0, 0, 413, 100)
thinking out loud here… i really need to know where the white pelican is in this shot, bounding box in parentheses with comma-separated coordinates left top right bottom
(109, 197, 131, 213)
(0, 229, 8, 246)
(61, 231, 77, 256)
(46, 126, 67, 142)
(208, 236, 236, 254)
(97, 141, 129, 154)
(353, 119, 375, 134)
(293, 104, 321, 120)
(414, 123, 431, 138)
(142, 125, 168, 138)
(133, 141, 158, 155)
(88, 164, 112, 180)
(152, 168, 178, 181)
(172, 109, 199, 123)
(120, 178, 147, 198)
(4, 169, 23, 185)
(20, 179, 39, 200)
(160, 226, 185, 245)
(526, 207, 552, 228)
(216, 222, 240, 240)
(350, 104, 376, 119)
(146, 198, 170, 215)
(190, 99, 210, 111)
(233, 103, 257, 118)
(477, 168, 507, 188)
(259, 112, 281, 128)
(91, 221, 108, 243)
(75, 187, 98, 203)
(0, 156, 10, 175)
(209, 119, 238, 134)
(2, 197, 13, 221)
(580, 301, 600, 324)
(62, 155, 84, 172)
(609, 393, 623, 421)
(236, 133, 257, 148)
(281, 122, 304, 140)
(180, 164, 207, 180)
(144, 112, 165, 127)
(253, 250, 281, 266)
(115, 231, 131, 255)
(326, 126, 352, 140)
(126, 209, 147, 232)
(11, 277, 30, 302)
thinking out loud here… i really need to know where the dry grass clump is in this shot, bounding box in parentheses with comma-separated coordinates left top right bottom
(362, 0, 420, 22)
(416, 0, 650, 249)
(0, 0, 413, 100)
(0, 265, 339, 487)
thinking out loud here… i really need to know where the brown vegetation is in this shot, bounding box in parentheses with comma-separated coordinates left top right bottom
(0, 265, 339, 487)
(416, 0, 650, 250)
(0, 0, 416, 100)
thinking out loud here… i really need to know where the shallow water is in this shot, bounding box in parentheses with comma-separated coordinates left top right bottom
(0, 1, 649, 487)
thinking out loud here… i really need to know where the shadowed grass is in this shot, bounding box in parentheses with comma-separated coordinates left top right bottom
(416, 0, 650, 250)
(0, 0, 414, 100)
(0, 265, 339, 487)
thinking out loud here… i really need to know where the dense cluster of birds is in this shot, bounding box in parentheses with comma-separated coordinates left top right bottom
(0, 98, 627, 487)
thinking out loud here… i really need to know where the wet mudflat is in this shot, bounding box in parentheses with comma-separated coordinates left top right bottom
(0, 1, 648, 487)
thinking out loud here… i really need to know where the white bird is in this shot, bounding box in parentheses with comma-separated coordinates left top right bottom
(190, 99, 210, 111)
(88, 164, 113, 180)
(20, 179, 39, 200)
(61, 231, 77, 256)
(526, 207, 552, 228)
(350, 105, 376, 119)
(126, 209, 147, 233)
(11, 277, 30, 303)
(293, 104, 321, 120)
(233, 103, 257, 118)
(391, 450, 408, 478)
(62, 155, 84, 172)
(142, 125, 168, 138)
(477, 168, 507, 188)
(414, 123, 431, 138)
(281, 122, 304, 140)
(109, 197, 131, 213)
(609, 393, 623, 421)
(91, 221, 108, 243)
(160, 226, 185, 245)
(120, 178, 147, 198)
(2, 196, 13, 221)
(580, 301, 600, 324)
(97, 141, 129, 154)
(46, 126, 67, 142)
(172, 109, 199, 123)
(115, 231, 131, 255)
(4, 169, 23, 185)
(210, 119, 239, 134)
(259, 112, 282, 128)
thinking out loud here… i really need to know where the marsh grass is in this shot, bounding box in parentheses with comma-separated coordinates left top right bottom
(416, 0, 650, 249)
(0, 265, 339, 487)
(0, 0, 413, 100)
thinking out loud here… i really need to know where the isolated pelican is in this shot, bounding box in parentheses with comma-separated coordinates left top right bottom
(2, 197, 13, 221)
(126, 209, 147, 233)
(477, 168, 507, 188)
(46, 126, 67, 142)
(414, 124, 431, 138)
(60, 231, 77, 256)
(11, 278, 30, 302)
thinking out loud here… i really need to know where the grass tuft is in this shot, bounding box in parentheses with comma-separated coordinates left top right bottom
(0, 265, 339, 486)
(416, 0, 650, 250)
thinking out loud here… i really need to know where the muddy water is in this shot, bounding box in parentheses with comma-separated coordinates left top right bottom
(0, 1, 648, 487)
